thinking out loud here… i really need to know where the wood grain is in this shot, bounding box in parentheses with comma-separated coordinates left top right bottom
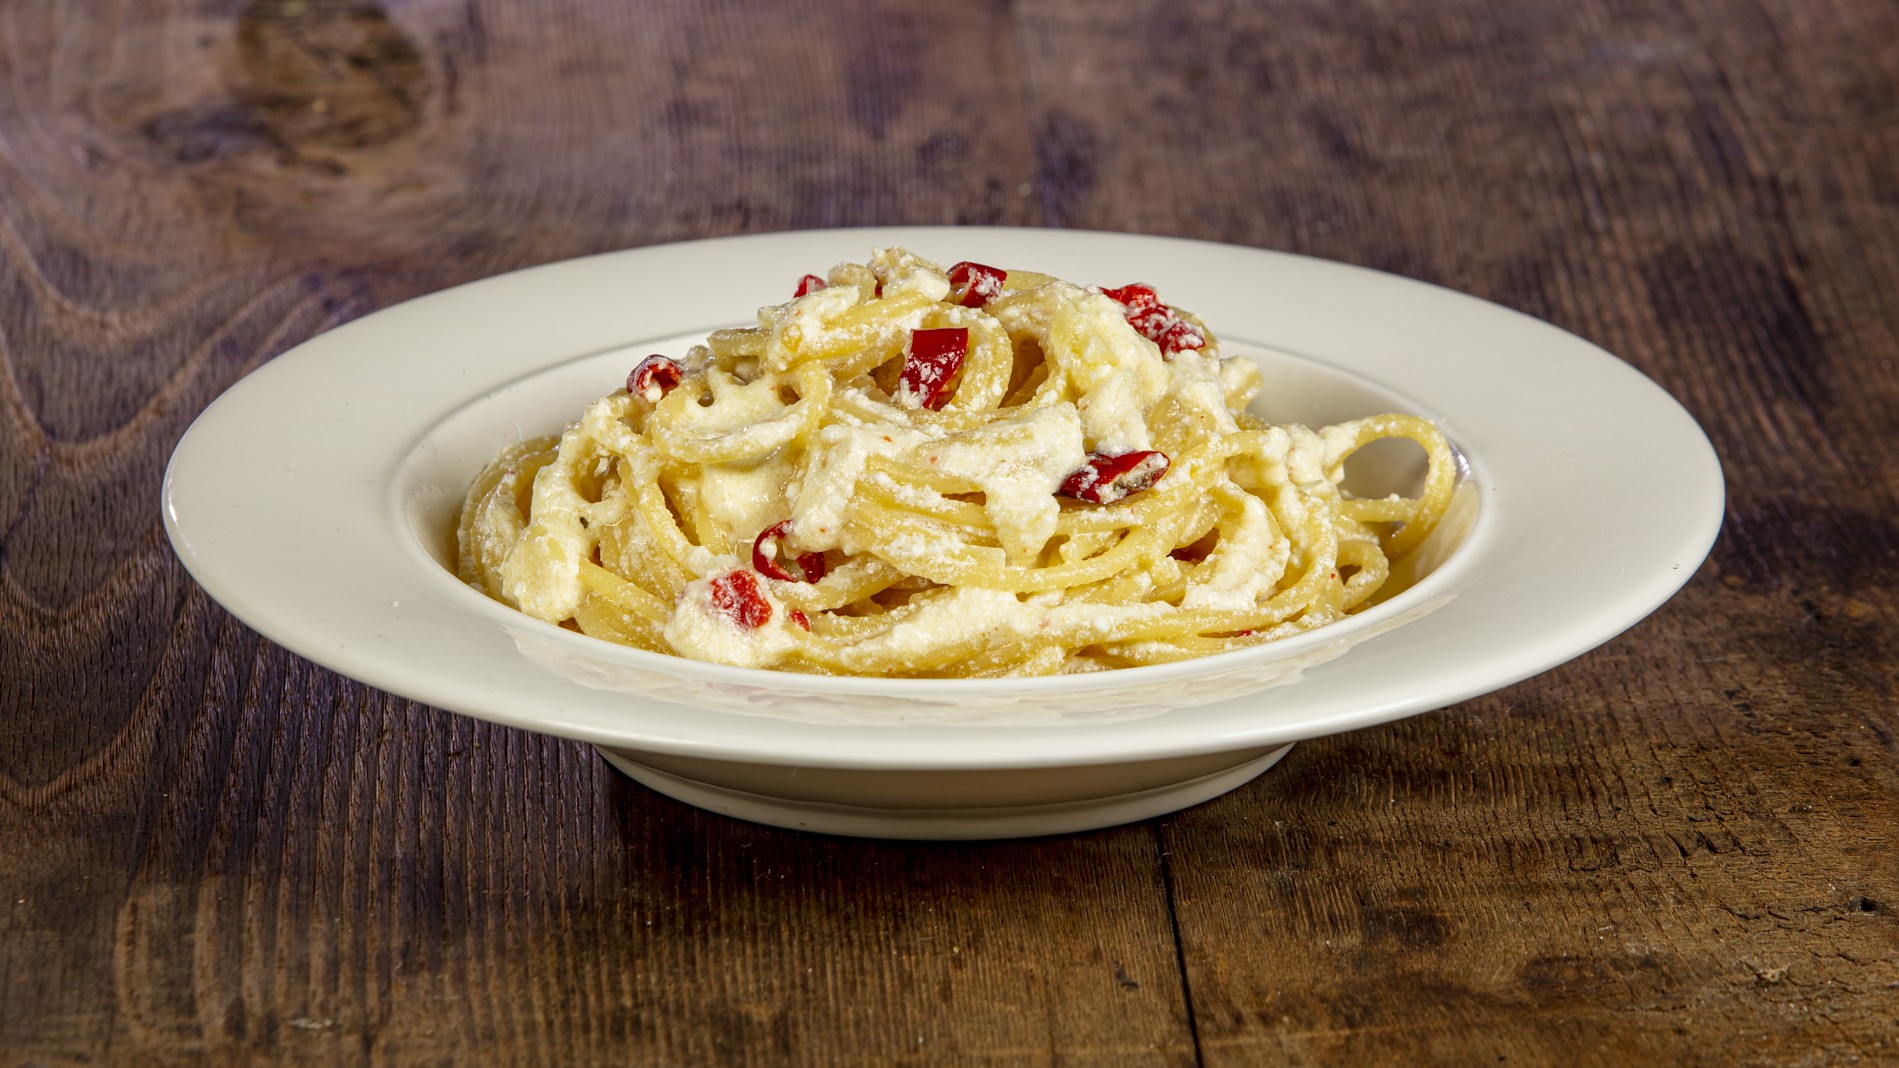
(2, 0, 1895, 1063)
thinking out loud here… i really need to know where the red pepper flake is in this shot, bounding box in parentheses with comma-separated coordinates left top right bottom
(627, 355, 684, 401)
(897, 327, 968, 410)
(708, 570, 772, 629)
(794, 273, 827, 298)
(1158, 319, 1206, 355)
(1100, 283, 1162, 313)
(751, 520, 827, 583)
(1100, 283, 1205, 357)
(1058, 450, 1171, 504)
(1126, 305, 1173, 339)
(947, 261, 1007, 307)
(1235, 629, 1257, 637)
(790, 609, 811, 632)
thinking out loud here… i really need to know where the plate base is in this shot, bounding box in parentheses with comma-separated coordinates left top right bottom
(596, 744, 1294, 839)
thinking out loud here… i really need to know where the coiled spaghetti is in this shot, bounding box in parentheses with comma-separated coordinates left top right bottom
(458, 248, 1456, 677)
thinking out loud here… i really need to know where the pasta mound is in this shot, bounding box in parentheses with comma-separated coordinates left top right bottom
(457, 248, 1456, 677)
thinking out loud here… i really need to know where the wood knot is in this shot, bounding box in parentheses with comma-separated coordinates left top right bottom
(234, 0, 429, 150)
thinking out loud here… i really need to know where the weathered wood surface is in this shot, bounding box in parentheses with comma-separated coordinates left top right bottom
(3, 0, 1895, 1063)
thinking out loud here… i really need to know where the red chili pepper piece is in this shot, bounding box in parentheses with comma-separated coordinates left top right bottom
(1125, 305, 1173, 342)
(1058, 450, 1171, 504)
(947, 261, 1007, 308)
(708, 570, 772, 629)
(790, 609, 811, 632)
(794, 274, 827, 298)
(627, 355, 684, 401)
(751, 520, 827, 583)
(1100, 283, 1162, 313)
(1101, 283, 1206, 359)
(898, 327, 969, 411)
(1158, 319, 1206, 355)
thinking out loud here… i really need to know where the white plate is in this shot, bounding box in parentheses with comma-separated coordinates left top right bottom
(162, 228, 1723, 838)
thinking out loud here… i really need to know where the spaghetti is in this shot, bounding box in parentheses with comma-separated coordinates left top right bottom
(457, 248, 1457, 677)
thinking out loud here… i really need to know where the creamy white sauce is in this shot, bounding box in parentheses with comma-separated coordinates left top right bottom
(497, 417, 601, 621)
(1162, 349, 1242, 437)
(1180, 494, 1285, 610)
(995, 283, 1169, 453)
(664, 568, 801, 667)
(923, 405, 1086, 563)
(871, 247, 953, 302)
(765, 285, 860, 371)
(791, 415, 939, 552)
(500, 519, 584, 620)
(698, 452, 796, 544)
(837, 587, 1169, 665)
(658, 372, 804, 462)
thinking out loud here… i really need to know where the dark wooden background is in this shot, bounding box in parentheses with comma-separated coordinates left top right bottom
(4, 0, 1896, 1063)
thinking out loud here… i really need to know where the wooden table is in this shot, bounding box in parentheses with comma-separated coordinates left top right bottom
(4, 0, 1895, 1062)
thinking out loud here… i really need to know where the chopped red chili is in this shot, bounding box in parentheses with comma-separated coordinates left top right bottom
(947, 261, 1006, 308)
(708, 570, 772, 629)
(751, 520, 827, 583)
(627, 355, 684, 400)
(1058, 450, 1171, 504)
(898, 327, 969, 411)
(1100, 283, 1205, 357)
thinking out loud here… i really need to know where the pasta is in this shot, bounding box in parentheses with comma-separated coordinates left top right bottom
(456, 248, 1457, 677)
